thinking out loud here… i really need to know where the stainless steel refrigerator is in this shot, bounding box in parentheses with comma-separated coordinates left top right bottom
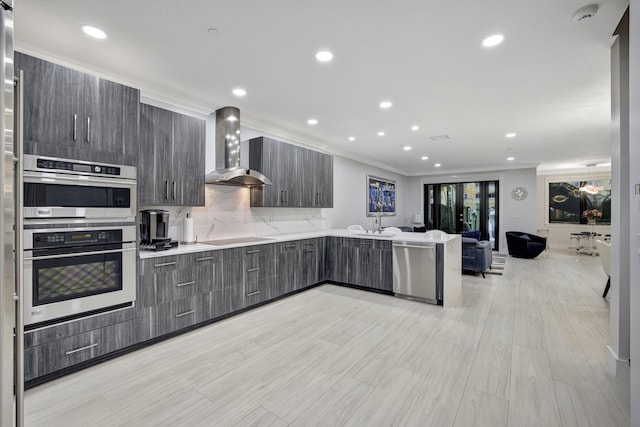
(0, 0, 22, 425)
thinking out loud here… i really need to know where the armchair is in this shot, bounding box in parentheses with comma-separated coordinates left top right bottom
(595, 239, 611, 298)
(462, 237, 493, 278)
(505, 231, 547, 259)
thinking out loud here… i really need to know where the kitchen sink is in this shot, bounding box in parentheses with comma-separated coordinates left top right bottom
(354, 231, 395, 237)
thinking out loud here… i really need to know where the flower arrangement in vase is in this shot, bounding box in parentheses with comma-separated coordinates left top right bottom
(583, 209, 602, 225)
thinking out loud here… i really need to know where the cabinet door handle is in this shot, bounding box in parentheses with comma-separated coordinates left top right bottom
(280, 190, 284, 204)
(86, 116, 90, 143)
(285, 190, 288, 204)
(173, 181, 177, 200)
(246, 267, 260, 272)
(73, 114, 77, 141)
(165, 181, 170, 200)
(176, 280, 196, 288)
(175, 310, 195, 318)
(284, 244, 296, 249)
(305, 249, 315, 253)
(154, 261, 176, 267)
(65, 342, 98, 355)
(246, 291, 261, 297)
(246, 249, 260, 254)
(195, 256, 213, 262)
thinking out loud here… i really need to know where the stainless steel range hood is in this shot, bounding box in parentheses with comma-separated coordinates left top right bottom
(205, 106, 271, 187)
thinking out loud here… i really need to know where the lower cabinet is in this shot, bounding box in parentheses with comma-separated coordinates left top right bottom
(138, 251, 222, 340)
(326, 237, 393, 292)
(24, 318, 137, 382)
(275, 238, 326, 292)
(25, 235, 395, 383)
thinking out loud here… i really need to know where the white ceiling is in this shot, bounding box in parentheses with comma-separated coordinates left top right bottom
(14, 0, 628, 176)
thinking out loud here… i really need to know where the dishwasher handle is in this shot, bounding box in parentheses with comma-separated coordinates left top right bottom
(392, 243, 436, 250)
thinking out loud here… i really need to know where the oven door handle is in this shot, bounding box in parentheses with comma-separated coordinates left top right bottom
(23, 171, 137, 187)
(23, 246, 136, 261)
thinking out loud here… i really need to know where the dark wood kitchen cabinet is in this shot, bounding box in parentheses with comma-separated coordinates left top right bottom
(300, 238, 326, 288)
(222, 244, 277, 309)
(249, 137, 333, 208)
(275, 237, 326, 294)
(325, 237, 392, 292)
(275, 240, 301, 294)
(139, 103, 205, 206)
(137, 251, 221, 341)
(23, 308, 138, 382)
(15, 52, 139, 166)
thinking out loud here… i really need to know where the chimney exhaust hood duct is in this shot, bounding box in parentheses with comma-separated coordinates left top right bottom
(205, 106, 271, 186)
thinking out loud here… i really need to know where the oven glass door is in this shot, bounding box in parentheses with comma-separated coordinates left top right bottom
(32, 249, 123, 306)
(24, 182, 131, 208)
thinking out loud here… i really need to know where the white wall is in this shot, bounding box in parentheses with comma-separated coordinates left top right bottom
(324, 156, 412, 230)
(408, 168, 537, 253)
(535, 173, 612, 250)
(609, 15, 631, 382)
(628, 1, 639, 424)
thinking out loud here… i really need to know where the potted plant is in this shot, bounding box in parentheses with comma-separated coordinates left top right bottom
(583, 208, 602, 225)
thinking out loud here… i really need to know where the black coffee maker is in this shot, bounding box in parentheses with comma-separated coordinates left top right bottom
(140, 209, 178, 250)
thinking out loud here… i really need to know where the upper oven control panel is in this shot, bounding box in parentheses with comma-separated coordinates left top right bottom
(22, 154, 137, 181)
(33, 229, 124, 248)
(36, 158, 121, 176)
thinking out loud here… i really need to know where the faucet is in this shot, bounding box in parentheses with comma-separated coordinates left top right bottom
(375, 202, 383, 233)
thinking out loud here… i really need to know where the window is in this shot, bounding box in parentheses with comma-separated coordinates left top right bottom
(548, 178, 611, 224)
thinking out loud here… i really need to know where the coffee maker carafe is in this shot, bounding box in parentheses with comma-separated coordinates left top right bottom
(140, 209, 170, 243)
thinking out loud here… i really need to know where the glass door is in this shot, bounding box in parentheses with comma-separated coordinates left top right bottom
(424, 180, 499, 250)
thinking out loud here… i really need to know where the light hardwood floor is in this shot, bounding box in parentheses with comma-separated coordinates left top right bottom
(24, 249, 630, 426)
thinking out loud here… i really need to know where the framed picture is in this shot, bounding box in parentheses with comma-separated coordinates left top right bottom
(367, 175, 396, 216)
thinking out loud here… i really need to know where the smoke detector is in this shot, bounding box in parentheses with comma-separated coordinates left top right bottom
(572, 4, 599, 23)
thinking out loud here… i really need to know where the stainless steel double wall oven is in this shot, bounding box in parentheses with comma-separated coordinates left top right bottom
(22, 155, 137, 326)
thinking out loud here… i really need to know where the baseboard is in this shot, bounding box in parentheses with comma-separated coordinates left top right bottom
(606, 345, 631, 380)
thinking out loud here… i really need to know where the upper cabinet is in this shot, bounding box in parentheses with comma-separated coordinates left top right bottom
(249, 137, 333, 208)
(15, 52, 139, 166)
(139, 104, 205, 206)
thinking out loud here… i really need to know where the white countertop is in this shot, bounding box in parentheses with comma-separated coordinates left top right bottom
(139, 229, 460, 258)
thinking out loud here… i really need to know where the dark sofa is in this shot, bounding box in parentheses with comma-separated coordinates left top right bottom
(505, 231, 547, 259)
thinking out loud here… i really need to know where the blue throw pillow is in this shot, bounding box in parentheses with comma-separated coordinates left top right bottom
(461, 230, 481, 240)
(520, 234, 531, 241)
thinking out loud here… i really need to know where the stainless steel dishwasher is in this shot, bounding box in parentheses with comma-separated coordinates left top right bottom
(392, 240, 438, 304)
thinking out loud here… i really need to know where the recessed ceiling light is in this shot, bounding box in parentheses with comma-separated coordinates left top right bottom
(379, 101, 392, 109)
(434, 163, 441, 167)
(232, 88, 247, 97)
(81, 25, 107, 40)
(507, 157, 515, 161)
(348, 136, 355, 142)
(482, 34, 504, 47)
(411, 125, 420, 131)
(421, 156, 429, 160)
(378, 131, 385, 136)
(403, 146, 412, 151)
(315, 50, 333, 62)
(307, 118, 318, 125)
(505, 132, 516, 138)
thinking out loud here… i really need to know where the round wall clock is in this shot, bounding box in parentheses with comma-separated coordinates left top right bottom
(511, 186, 528, 200)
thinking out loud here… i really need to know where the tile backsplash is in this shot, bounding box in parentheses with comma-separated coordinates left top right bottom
(155, 185, 326, 242)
